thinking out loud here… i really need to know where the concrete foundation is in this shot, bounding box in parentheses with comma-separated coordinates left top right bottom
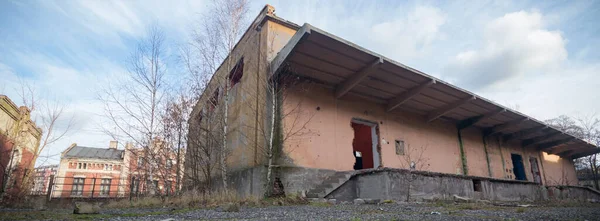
(215, 166, 337, 197)
(327, 168, 600, 202)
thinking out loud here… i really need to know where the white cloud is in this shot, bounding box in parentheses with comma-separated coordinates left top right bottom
(371, 6, 446, 61)
(444, 11, 567, 90)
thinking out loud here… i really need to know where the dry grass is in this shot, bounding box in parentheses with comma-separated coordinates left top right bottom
(103, 190, 308, 209)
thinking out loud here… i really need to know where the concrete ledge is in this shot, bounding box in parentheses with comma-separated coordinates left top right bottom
(547, 185, 600, 202)
(328, 167, 599, 203)
(208, 165, 336, 197)
(352, 167, 538, 185)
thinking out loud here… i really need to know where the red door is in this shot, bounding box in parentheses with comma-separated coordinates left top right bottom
(352, 122, 374, 169)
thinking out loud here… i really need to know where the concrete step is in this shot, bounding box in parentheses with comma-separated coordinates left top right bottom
(305, 171, 355, 199)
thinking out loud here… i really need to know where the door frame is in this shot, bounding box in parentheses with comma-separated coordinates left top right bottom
(510, 153, 527, 181)
(529, 157, 542, 184)
(351, 118, 381, 168)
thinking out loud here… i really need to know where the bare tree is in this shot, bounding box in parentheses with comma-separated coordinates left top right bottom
(546, 114, 600, 189)
(182, 0, 249, 192)
(99, 25, 171, 195)
(397, 143, 430, 201)
(1, 82, 74, 200)
(182, 3, 321, 197)
(161, 93, 192, 194)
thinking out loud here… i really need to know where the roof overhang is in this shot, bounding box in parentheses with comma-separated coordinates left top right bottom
(270, 23, 600, 159)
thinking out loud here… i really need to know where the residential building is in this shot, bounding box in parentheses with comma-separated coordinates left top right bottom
(31, 164, 58, 195)
(53, 141, 129, 198)
(185, 5, 600, 201)
(52, 140, 181, 198)
(127, 139, 180, 197)
(0, 95, 42, 196)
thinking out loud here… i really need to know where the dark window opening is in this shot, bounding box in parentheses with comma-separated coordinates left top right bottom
(472, 179, 482, 192)
(229, 58, 244, 87)
(209, 88, 219, 111)
(511, 153, 527, 181)
(395, 140, 405, 155)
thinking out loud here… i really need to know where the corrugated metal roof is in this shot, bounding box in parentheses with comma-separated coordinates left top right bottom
(64, 146, 123, 160)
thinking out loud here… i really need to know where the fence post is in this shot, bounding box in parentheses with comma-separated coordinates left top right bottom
(129, 177, 134, 201)
(46, 175, 54, 202)
(91, 178, 96, 198)
(136, 178, 140, 198)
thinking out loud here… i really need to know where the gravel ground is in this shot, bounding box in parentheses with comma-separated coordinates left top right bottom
(2, 202, 600, 220)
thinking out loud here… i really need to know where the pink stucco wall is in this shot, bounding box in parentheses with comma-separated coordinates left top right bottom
(282, 82, 578, 185)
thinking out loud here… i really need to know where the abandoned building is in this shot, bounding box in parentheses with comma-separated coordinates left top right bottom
(185, 5, 600, 202)
(0, 95, 42, 197)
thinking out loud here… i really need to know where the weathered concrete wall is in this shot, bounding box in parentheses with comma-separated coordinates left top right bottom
(541, 152, 578, 185)
(461, 127, 489, 177)
(482, 180, 545, 202)
(211, 166, 335, 198)
(328, 168, 553, 202)
(278, 166, 337, 196)
(282, 83, 463, 173)
(186, 6, 300, 183)
(485, 136, 508, 179)
(226, 166, 266, 197)
(547, 186, 600, 202)
(282, 82, 580, 185)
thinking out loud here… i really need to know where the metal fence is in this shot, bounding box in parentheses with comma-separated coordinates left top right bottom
(40, 175, 177, 201)
(48, 176, 130, 200)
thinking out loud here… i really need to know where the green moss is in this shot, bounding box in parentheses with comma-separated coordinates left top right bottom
(457, 129, 468, 175)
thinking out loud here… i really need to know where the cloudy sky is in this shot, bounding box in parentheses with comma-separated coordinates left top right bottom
(1, 0, 599, 166)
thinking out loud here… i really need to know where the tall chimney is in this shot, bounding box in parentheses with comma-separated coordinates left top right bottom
(109, 141, 118, 149)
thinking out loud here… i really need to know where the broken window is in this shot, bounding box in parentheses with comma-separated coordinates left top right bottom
(395, 140, 405, 155)
(209, 88, 219, 111)
(229, 58, 244, 87)
(472, 179, 482, 192)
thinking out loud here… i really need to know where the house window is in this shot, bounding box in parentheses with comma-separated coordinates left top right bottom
(78, 163, 81, 169)
(100, 179, 111, 196)
(166, 159, 173, 170)
(137, 157, 143, 167)
(83, 163, 87, 169)
(109, 165, 113, 171)
(395, 140, 405, 155)
(71, 178, 84, 196)
(229, 58, 244, 87)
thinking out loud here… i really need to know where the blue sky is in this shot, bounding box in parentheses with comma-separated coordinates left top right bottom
(1, 0, 599, 166)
